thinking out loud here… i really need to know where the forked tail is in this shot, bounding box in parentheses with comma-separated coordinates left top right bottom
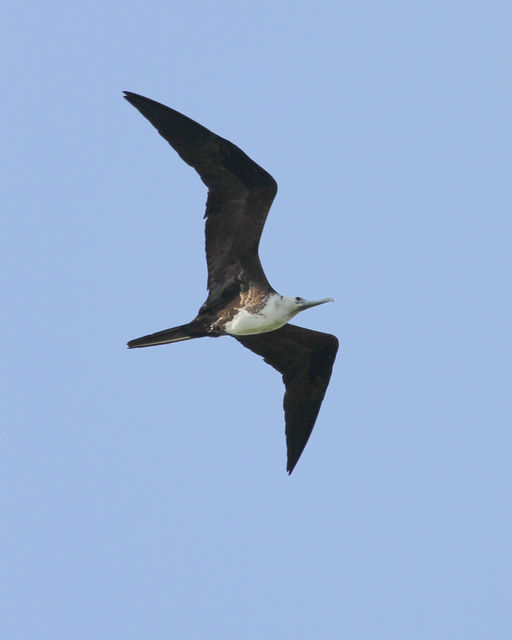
(127, 322, 207, 348)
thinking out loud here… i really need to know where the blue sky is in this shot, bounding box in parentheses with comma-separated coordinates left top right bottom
(2, 1, 511, 638)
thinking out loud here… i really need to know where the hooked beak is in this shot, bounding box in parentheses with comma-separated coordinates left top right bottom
(300, 297, 334, 310)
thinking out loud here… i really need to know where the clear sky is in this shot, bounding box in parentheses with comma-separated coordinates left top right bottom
(2, 1, 511, 638)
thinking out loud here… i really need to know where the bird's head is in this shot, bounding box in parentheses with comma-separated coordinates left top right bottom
(282, 295, 334, 318)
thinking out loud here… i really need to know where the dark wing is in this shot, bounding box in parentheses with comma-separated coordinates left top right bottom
(123, 92, 278, 304)
(236, 324, 339, 474)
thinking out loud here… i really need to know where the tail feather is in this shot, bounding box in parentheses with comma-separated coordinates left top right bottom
(127, 323, 205, 348)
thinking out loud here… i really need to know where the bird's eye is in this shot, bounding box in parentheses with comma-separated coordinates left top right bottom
(295, 297, 302, 302)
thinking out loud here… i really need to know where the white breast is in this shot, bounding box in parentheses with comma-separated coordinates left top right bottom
(224, 294, 295, 336)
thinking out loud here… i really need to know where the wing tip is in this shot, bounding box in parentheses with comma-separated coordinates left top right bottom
(123, 90, 139, 104)
(286, 458, 298, 475)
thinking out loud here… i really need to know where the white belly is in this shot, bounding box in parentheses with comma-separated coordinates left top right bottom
(224, 309, 288, 335)
(223, 294, 293, 336)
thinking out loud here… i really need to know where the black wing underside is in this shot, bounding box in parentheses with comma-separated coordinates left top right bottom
(123, 92, 278, 305)
(236, 324, 339, 474)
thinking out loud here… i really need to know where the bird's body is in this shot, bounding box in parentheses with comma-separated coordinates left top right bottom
(224, 294, 313, 336)
(124, 92, 338, 473)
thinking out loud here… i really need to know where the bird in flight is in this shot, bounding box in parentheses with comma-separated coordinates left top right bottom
(124, 92, 338, 473)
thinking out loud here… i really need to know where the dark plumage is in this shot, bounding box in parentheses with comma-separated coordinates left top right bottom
(124, 92, 338, 473)
(237, 325, 338, 473)
(124, 92, 276, 306)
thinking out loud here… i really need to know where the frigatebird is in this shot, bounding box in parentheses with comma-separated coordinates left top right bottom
(124, 92, 338, 473)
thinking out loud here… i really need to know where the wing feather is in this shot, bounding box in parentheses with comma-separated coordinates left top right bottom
(236, 324, 339, 473)
(123, 92, 277, 304)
